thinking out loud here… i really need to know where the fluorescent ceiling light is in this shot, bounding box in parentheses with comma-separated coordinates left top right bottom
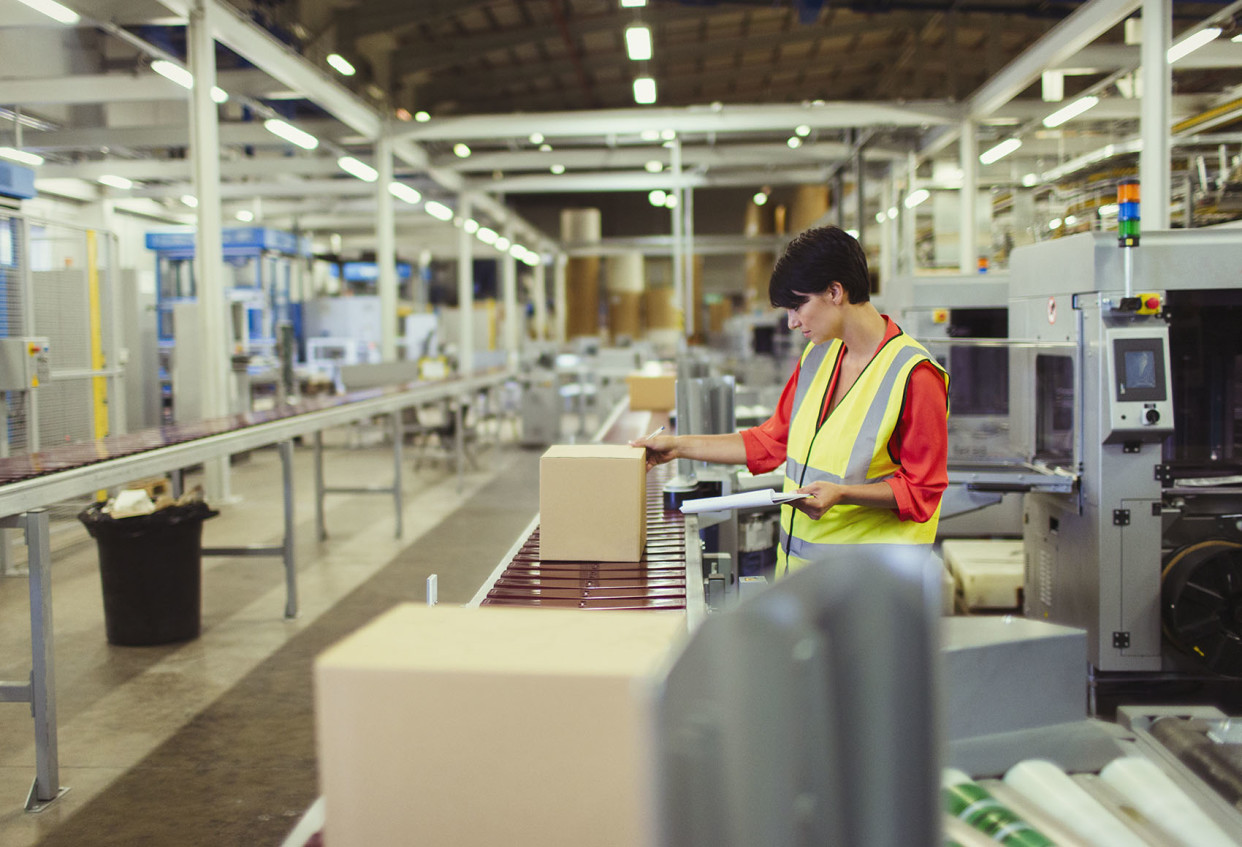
(664, 193, 677, 209)
(180, 194, 198, 207)
(1064, 214, 1078, 226)
(0, 147, 44, 167)
(424, 200, 453, 221)
(539, 143, 552, 152)
(151, 59, 194, 90)
(875, 212, 886, 224)
(620, 0, 646, 7)
(787, 136, 802, 149)
(495, 236, 512, 252)
(235, 209, 255, 222)
(640, 129, 660, 142)
(463, 219, 479, 234)
(845, 229, 859, 239)
(648, 189, 667, 206)
(529, 132, 544, 144)
(337, 156, 378, 182)
(904, 188, 930, 208)
(633, 77, 657, 105)
(1168, 27, 1220, 63)
(1022, 173, 1038, 187)
(1098, 203, 1119, 216)
(795, 124, 811, 137)
(625, 26, 652, 61)
(1049, 218, 1063, 229)
(211, 87, 228, 104)
(97, 174, 133, 189)
(644, 160, 663, 173)
(1234, 33, 1242, 43)
(1043, 95, 1099, 128)
(661, 129, 676, 140)
(264, 118, 319, 150)
(453, 143, 471, 158)
(520, 252, 539, 267)
(388, 182, 421, 205)
(508, 243, 525, 259)
(326, 53, 356, 76)
(979, 137, 1022, 165)
(887, 207, 898, 220)
(550, 164, 565, 174)
(14, 0, 79, 26)
(414, 111, 431, 122)
(477, 227, 498, 245)
(753, 192, 768, 206)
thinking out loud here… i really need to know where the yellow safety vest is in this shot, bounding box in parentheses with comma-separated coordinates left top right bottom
(778, 331, 948, 575)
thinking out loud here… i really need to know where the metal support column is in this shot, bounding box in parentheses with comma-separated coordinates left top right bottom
(501, 225, 519, 369)
(279, 439, 296, 618)
(683, 183, 696, 339)
(376, 130, 398, 362)
(458, 196, 474, 377)
(553, 254, 568, 344)
(313, 430, 326, 541)
(959, 118, 978, 274)
(1141, 0, 1172, 229)
(0, 509, 64, 811)
(532, 260, 548, 341)
(854, 143, 866, 243)
(390, 412, 404, 539)
(670, 139, 685, 338)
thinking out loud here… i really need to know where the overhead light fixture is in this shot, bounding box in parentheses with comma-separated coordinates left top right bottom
(463, 219, 479, 233)
(1234, 33, 1242, 43)
(395, 108, 412, 121)
(14, 0, 79, 26)
(648, 189, 667, 206)
(1168, 26, 1220, 63)
(640, 129, 660, 142)
(633, 77, 657, 105)
(620, 0, 647, 7)
(180, 194, 198, 208)
(1043, 95, 1099, 128)
(453, 143, 471, 158)
(1022, 173, 1039, 187)
(530, 132, 544, 144)
(337, 156, 378, 182)
(477, 227, 498, 245)
(0, 147, 44, 167)
(550, 164, 565, 174)
(1098, 203, 1119, 216)
(151, 59, 194, 89)
(845, 229, 859, 239)
(211, 87, 228, 104)
(625, 25, 653, 61)
(887, 207, 898, 220)
(508, 243, 526, 259)
(875, 212, 886, 224)
(263, 118, 319, 150)
(424, 200, 453, 221)
(235, 209, 255, 222)
(660, 129, 676, 141)
(97, 174, 133, 189)
(388, 182, 422, 205)
(979, 137, 1022, 165)
(644, 160, 662, 173)
(795, 124, 811, 137)
(539, 143, 552, 152)
(326, 53, 356, 76)
(1064, 214, 1079, 226)
(1049, 217, 1063, 229)
(664, 194, 677, 209)
(904, 188, 930, 208)
(414, 111, 431, 122)
(520, 250, 540, 267)
(753, 191, 768, 206)
(495, 236, 512, 252)
(787, 136, 803, 149)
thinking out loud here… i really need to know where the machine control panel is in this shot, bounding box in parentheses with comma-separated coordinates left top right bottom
(1102, 325, 1174, 444)
(0, 337, 50, 391)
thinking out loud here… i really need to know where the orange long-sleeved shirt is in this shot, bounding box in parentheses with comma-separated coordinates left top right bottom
(740, 316, 949, 522)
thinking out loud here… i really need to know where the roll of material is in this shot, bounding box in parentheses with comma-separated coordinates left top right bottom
(1003, 759, 1148, 847)
(1099, 755, 1241, 847)
(1150, 717, 1242, 810)
(942, 768, 1056, 847)
(944, 813, 1007, 847)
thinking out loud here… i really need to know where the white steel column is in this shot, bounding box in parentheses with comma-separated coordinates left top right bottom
(959, 118, 978, 275)
(683, 184, 696, 338)
(881, 177, 897, 289)
(670, 139, 686, 338)
(188, 0, 231, 501)
(554, 254, 567, 343)
(376, 130, 398, 360)
(457, 196, 475, 375)
(532, 260, 548, 341)
(1141, 0, 1172, 229)
(902, 152, 917, 275)
(501, 225, 519, 368)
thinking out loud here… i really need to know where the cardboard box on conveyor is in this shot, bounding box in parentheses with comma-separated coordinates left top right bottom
(539, 444, 646, 562)
(625, 372, 676, 411)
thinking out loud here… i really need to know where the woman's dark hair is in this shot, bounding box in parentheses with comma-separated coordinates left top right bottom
(769, 226, 871, 309)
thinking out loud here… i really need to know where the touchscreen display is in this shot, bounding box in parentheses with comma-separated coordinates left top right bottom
(1124, 349, 1156, 390)
(1114, 337, 1166, 402)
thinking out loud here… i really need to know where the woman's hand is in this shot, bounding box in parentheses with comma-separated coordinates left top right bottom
(629, 435, 678, 470)
(792, 481, 844, 520)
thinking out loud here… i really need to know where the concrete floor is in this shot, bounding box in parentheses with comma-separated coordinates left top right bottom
(0, 422, 555, 846)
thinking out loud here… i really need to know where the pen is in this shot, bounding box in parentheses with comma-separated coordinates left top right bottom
(645, 425, 665, 440)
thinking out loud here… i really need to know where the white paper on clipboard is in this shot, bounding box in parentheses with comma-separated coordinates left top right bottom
(678, 488, 810, 514)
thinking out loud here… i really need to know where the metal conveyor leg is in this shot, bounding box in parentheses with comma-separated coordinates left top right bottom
(280, 440, 298, 619)
(313, 430, 326, 542)
(391, 412, 403, 539)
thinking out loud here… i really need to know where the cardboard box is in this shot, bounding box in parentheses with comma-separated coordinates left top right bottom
(315, 604, 684, 847)
(943, 539, 1024, 610)
(540, 444, 647, 562)
(626, 373, 676, 411)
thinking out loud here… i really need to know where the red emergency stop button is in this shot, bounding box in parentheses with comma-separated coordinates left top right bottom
(1145, 295, 1160, 310)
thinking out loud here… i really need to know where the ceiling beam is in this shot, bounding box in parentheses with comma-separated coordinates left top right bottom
(0, 74, 188, 105)
(21, 119, 348, 151)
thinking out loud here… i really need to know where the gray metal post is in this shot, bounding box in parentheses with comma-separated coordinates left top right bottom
(313, 430, 326, 541)
(455, 398, 465, 494)
(279, 440, 297, 619)
(170, 468, 184, 499)
(390, 412, 403, 539)
(24, 508, 60, 808)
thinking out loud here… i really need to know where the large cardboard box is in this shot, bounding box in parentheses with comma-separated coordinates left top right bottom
(315, 604, 684, 847)
(540, 444, 647, 561)
(626, 373, 676, 411)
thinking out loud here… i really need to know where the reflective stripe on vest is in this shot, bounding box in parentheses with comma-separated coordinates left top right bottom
(778, 332, 947, 576)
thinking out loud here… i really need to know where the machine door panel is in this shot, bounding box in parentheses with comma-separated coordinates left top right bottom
(1117, 498, 1162, 660)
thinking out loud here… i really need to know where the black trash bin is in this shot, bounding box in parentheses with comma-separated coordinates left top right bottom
(78, 501, 217, 646)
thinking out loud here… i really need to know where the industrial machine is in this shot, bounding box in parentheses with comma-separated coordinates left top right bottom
(1010, 230, 1242, 701)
